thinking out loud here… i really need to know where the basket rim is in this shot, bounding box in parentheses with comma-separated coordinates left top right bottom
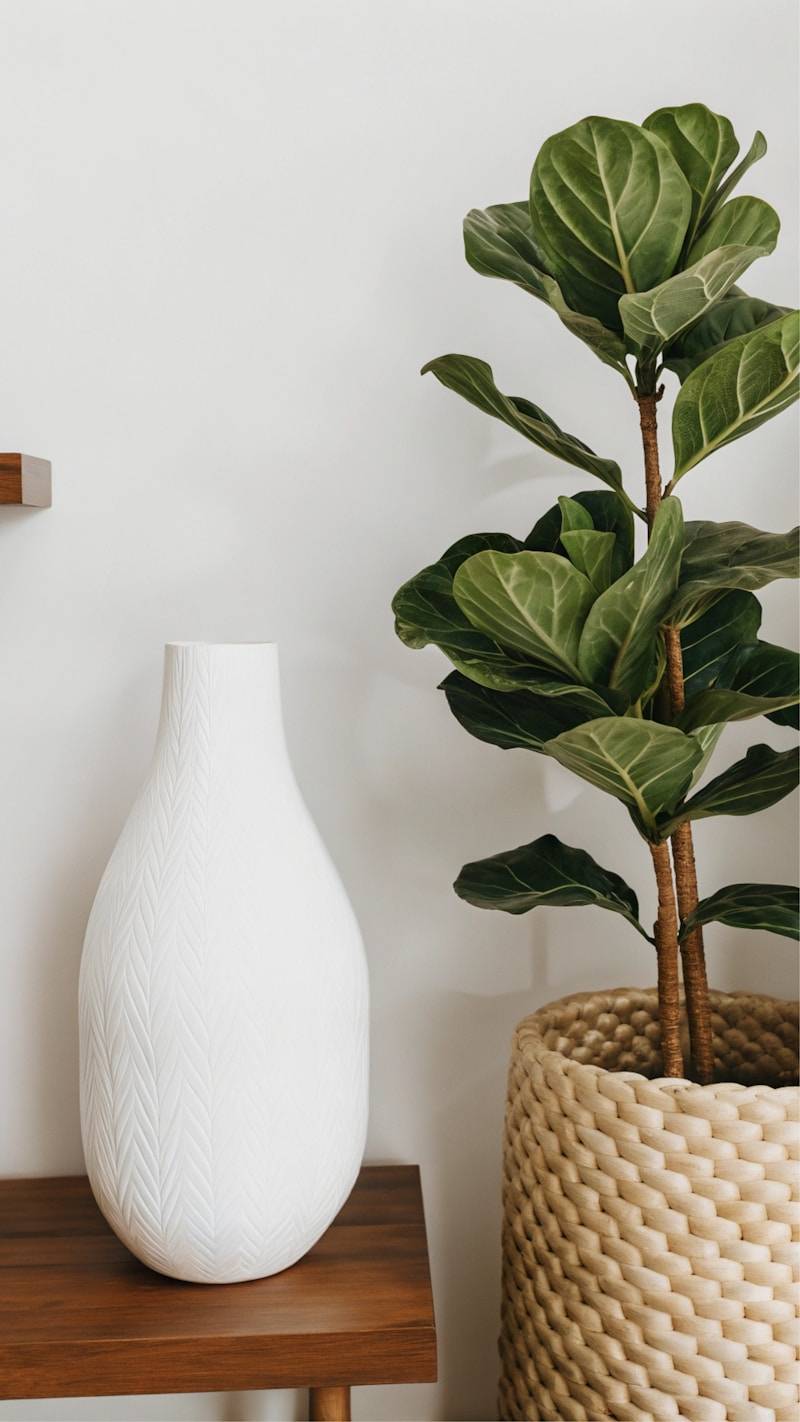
(513, 985, 800, 1100)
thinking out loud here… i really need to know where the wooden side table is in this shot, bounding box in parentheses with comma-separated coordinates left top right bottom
(0, 1164, 436, 1421)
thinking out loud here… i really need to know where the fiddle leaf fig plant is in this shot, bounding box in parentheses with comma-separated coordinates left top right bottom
(393, 104, 800, 1082)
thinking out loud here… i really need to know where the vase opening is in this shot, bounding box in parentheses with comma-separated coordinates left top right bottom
(166, 640, 277, 648)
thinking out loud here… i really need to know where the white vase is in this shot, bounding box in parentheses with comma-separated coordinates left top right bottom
(79, 642, 369, 1283)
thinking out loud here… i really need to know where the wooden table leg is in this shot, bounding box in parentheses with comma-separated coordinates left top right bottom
(309, 1385, 351, 1421)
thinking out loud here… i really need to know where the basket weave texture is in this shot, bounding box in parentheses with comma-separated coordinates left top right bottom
(500, 988, 799, 1422)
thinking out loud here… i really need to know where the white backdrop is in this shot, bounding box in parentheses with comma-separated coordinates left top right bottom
(0, 3, 797, 1420)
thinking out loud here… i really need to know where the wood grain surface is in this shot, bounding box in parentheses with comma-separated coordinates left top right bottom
(0, 1165, 437, 1400)
(0, 454, 52, 506)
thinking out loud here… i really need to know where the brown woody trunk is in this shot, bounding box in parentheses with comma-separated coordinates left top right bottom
(648, 841, 684, 1076)
(671, 822, 714, 1081)
(636, 391, 713, 1082)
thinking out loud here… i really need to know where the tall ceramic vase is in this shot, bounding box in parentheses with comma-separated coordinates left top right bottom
(79, 642, 369, 1283)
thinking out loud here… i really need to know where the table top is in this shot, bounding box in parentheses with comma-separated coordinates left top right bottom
(0, 1164, 437, 1399)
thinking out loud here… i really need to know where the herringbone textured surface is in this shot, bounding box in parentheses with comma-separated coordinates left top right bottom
(79, 644, 369, 1282)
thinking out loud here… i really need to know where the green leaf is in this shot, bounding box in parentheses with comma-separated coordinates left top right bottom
(422, 354, 627, 494)
(727, 639, 800, 705)
(539, 273, 635, 386)
(701, 129, 768, 228)
(524, 502, 564, 553)
(688, 196, 780, 262)
(680, 882, 799, 942)
(526, 490, 635, 582)
(454, 832, 651, 937)
(681, 590, 762, 695)
(558, 496, 617, 589)
(620, 245, 768, 364)
(561, 529, 616, 593)
(666, 745, 799, 831)
(577, 496, 684, 699)
(679, 685, 800, 732)
(670, 520, 799, 625)
(558, 495, 593, 534)
(530, 116, 691, 331)
(462, 202, 634, 386)
(544, 717, 702, 838)
(507, 674, 627, 718)
(436, 531, 524, 574)
(462, 201, 554, 296)
(679, 635, 800, 731)
(392, 534, 531, 688)
(452, 549, 596, 680)
(687, 723, 725, 789)
(440, 671, 598, 752)
(672, 311, 800, 481)
(665, 288, 789, 381)
(769, 706, 799, 730)
(643, 103, 739, 249)
(573, 490, 635, 580)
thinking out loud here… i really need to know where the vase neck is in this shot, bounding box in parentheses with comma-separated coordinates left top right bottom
(156, 643, 287, 775)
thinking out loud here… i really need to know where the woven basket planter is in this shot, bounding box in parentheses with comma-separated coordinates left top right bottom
(500, 988, 799, 1422)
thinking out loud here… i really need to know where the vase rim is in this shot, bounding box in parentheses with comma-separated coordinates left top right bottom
(166, 641, 277, 649)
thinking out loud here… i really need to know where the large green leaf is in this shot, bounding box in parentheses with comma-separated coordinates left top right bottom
(544, 717, 702, 838)
(679, 633, 800, 730)
(672, 312, 800, 481)
(529, 116, 691, 330)
(497, 672, 627, 717)
(462, 202, 633, 385)
(687, 723, 726, 789)
(557, 500, 616, 591)
(452, 549, 596, 680)
(702, 129, 768, 228)
(757, 641, 800, 729)
(393, 561, 502, 653)
(670, 520, 799, 625)
(538, 271, 635, 386)
(577, 496, 684, 700)
(560, 528, 616, 593)
(666, 745, 799, 831)
(525, 502, 568, 553)
(569, 490, 635, 578)
(680, 882, 799, 942)
(688, 196, 779, 263)
(620, 245, 768, 364)
(436, 532, 524, 574)
(525, 489, 634, 583)
(680, 590, 762, 695)
(665, 288, 789, 381)
(454, 832, 650, 937)
(462, 201, 553, 296)
(679, 685, 800, 732)
(727, 639, 800, 706)
(393, 534, 533, 689)
(394, 542, 628, 702)
(558, 495, 593, 534)
(422, 354, 626, 494)
(440, 672, 601, 752)
(643, 103, 739, 250)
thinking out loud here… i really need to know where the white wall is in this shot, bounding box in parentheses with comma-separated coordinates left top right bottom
(0, 2, 797, 1419)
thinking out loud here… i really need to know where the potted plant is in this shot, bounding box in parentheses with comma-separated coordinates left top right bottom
(393, 104, 799, 1421)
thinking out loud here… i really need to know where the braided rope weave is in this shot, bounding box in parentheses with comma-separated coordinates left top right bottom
(500, 989, 799, 1422)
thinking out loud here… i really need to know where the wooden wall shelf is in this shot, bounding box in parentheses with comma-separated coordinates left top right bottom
(0, 454, 51, 507)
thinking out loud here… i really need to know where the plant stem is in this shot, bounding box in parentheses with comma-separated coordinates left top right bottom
(648, 841, 685, 1076)
(671, 823, 714, 1081)
(637, 390, 663, 527)
(636, 389, 713, 1082)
